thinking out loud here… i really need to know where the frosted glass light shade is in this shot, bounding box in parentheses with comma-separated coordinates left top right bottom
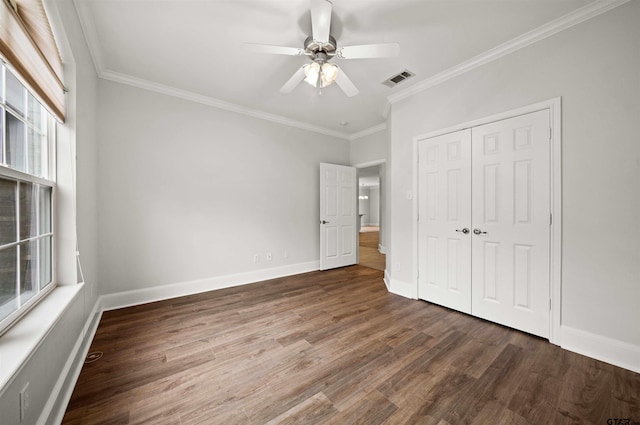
(303, 62, 339, 88)
(304, 62, 320, 87)
(321, 63, 338, 86)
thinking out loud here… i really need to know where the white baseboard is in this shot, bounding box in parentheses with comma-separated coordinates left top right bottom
(388, 278, 417, 300)
(383, 270, 391, 291)
(34, 263, 640, 425)
(378, 244, 387, 254)
(379, 277, 639, 373)
(101, 261, 320, 311)
(559, 325, 640, 373)
(39, 297, 102, 425)
(41, 261, 320, 424)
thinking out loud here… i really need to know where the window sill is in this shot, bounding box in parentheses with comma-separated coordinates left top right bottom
(0, 283, 83, 392)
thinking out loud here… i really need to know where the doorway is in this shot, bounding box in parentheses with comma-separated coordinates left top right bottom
(357, 164, 385, 271)
(417, 109, 553, 338)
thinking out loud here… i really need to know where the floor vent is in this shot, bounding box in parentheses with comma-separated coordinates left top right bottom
(382, 70, 415, 87)
(85, 351, 103, 364)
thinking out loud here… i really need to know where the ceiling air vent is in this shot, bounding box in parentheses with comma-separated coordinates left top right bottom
(382, 70, 415, 88)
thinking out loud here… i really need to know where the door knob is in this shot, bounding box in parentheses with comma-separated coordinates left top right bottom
(321, 220, 330, 224)
(473, 228, 487, 235)
(455, 228, 470, 234)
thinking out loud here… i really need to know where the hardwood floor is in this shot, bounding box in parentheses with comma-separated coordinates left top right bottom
(359, 230, 385, 271)
(63, 266, 640, 425)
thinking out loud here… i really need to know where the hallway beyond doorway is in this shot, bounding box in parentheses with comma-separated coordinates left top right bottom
(359, 226, 385, 271)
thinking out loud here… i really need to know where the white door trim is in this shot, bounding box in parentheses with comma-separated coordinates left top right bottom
(412, 97, 562, 344)
(353, 158, 387, 169)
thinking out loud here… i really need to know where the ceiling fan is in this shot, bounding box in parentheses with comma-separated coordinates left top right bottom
(245, 0, 399, 97)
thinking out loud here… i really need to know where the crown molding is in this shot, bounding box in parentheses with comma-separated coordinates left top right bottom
(74, 0, 625, 141)
(349, 123, 387, 141)
(72, 0, 104, 75)
(73, 0, 351, 141)
(99, 70, 352, 140)
(388, 0, 631, 105)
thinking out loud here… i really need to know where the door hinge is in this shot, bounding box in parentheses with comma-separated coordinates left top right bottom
(549, 213, 553, 225)
(549, 298, 552, 311)
(549, 127, 552, 141)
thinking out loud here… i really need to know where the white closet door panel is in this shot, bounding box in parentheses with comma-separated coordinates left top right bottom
(471, 110, 551, 338)
(418, 129, 472, 313)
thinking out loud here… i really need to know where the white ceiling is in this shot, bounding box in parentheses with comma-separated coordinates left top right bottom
(73, 0, 595, 138)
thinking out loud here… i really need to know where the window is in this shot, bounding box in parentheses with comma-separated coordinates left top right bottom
(0, 62, 55, 335)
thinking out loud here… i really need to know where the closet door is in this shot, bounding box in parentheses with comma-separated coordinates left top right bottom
(418, 129, 472, 313)
(471, 110, 551, 338)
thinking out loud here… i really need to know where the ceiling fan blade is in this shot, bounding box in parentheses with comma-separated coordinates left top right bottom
(335, 68, 359, 97)
(280, 66, 306, 93)
(311, 0, 332, 43)
(244, 43, 305, 56)
(337, 43, 400, 59)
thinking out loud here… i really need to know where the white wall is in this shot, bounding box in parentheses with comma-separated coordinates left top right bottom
(350, 129, 387, 166)
(358, 187, 370, 216)
(379, 161, 388, 252)
(357, 185, 379, 226)
(388, 2, 640, 360)
(359, 186, 380, 226)
(97, 80, 350, 295)
(0, 0, 100, 423)
(367, 186, 380, 226)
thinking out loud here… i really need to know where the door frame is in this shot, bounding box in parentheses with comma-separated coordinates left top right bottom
(354, 159, 387, 278)
(354, 158, 387, 254)
(412, 97, 562, 344)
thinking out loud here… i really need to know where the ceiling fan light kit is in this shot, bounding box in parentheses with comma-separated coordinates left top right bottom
(245, 0, 399, 97)
(303, 61, 339, 89)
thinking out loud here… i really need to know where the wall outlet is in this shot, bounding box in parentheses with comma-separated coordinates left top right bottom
(253, 254, 259, 263)
(266, 252, 272, 262)
(283, 250, 288, 259)
(19, 382, 30, 422)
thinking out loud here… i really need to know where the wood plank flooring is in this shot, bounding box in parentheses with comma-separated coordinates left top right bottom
(359, 230, 385, 271)
(62, 266, 640, 425)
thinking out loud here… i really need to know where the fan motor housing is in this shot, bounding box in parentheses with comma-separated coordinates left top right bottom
(304, 35, 337, 56)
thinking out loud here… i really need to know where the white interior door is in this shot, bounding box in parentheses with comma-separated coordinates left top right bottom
(418, 130, 472, 313)
(417, 109, 552, 338)
(471, 110, 551, 338)
(320, 163, 357, 270)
